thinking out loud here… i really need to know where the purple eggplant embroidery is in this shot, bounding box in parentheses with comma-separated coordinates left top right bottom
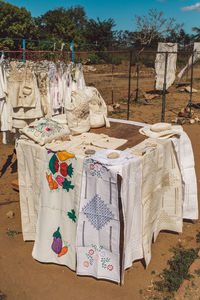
(51, 227, 68, 257)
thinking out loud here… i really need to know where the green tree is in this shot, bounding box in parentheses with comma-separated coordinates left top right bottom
(84, 17, 116, 51)
(192, 27, 200, 42)
(35, 6, 87, 48)
(0, 0, 36, 50)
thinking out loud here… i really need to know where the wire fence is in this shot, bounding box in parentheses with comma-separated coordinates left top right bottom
(1, 44, 200, 123)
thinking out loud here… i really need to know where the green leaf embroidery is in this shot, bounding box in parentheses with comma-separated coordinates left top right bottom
(67, 163, 73, 178)
(67, 209, 76, 223)
(53, 227, 61, 239)
(62, 178, 74, 192)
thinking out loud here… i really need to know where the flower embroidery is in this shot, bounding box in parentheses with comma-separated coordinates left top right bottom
(86, 159, 108, 179)
(46, 127, 52, 131)
(84, 245, 114, 271)
(107, 265, 114, 271)
(83, 261, 89, 268)
(90, 164, 95, 170)
(99, 251, 106, 258)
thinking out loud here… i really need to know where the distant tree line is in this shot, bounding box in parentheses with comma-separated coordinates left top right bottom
(0, 1, 200, 55)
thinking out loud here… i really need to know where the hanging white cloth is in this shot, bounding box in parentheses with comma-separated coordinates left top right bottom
(155, 43, 177, 90)
(76, 158, 121, 283)
(178, 43, 200, 82)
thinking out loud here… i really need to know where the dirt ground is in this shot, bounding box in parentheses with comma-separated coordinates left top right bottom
(1, 64, 200, 300)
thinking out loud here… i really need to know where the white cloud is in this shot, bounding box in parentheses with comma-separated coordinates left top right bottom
(181, 2, 200, 11)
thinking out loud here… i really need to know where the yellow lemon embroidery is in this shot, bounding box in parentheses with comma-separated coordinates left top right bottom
(57, 151, 75, 161)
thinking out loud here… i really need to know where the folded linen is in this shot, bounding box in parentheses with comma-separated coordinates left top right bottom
(139, 124, 183, 139)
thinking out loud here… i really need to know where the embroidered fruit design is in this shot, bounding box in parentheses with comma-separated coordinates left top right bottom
(57, 151, 75, 161)
(46, 173, 58, 190)
(47, 151, 75, 192)
(52, 227, 62, 254)
(52, 227, 68, 257)
(60, 162, 73, 177)
(49, 154, 58, 174)
(58, 246, 68, 257)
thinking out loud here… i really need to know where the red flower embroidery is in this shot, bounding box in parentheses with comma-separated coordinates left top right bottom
(46, 127, 52, 131)
(89, 249, 94, 255)
(90, 164, 95, 170)
(107, 265, 114, 271)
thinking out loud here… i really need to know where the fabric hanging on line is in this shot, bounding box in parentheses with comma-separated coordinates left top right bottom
(0, 59, 87, 144)
(155, 43, 177, 91)
(32, 150, 84, 271)
(178, 42, 200, 82)
(0, 55, 9, 143)
(76, 157, 121, 283)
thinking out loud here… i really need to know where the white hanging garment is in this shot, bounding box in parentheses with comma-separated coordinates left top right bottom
(155, 43, 177, 90)
(178, 43, 200, 82)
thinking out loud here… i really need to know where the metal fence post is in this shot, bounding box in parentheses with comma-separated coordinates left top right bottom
(189, 51, 194, 115)
(71, 42, 74, 62)
(111, 63, 114, 104)
(135, 64, 139, 102)
(22, 39, 26, 62)
(127, 50, 132, 120)
(161, 51, 168, 122)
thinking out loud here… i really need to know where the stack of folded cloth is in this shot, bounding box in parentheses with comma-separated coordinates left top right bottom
(139, 123, 183, 139)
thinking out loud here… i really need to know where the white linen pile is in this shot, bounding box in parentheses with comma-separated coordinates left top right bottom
(32, 150, 84, 271)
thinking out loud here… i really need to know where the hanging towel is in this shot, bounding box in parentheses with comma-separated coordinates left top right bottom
(76, 158, 120, 283)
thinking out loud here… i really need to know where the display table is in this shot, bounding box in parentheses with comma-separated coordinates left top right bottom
(16, 119, 198, 284)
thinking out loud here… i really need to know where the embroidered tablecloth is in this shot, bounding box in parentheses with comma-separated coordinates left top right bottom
(16, 120, 198, 283)
(76, 158, 120, 282)
(32, 149, 84, 270)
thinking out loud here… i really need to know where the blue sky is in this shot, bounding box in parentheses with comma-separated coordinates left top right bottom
(5, 0, 200, 33)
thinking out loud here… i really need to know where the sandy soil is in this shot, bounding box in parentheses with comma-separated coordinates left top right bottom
(0, 64, 200, 300)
